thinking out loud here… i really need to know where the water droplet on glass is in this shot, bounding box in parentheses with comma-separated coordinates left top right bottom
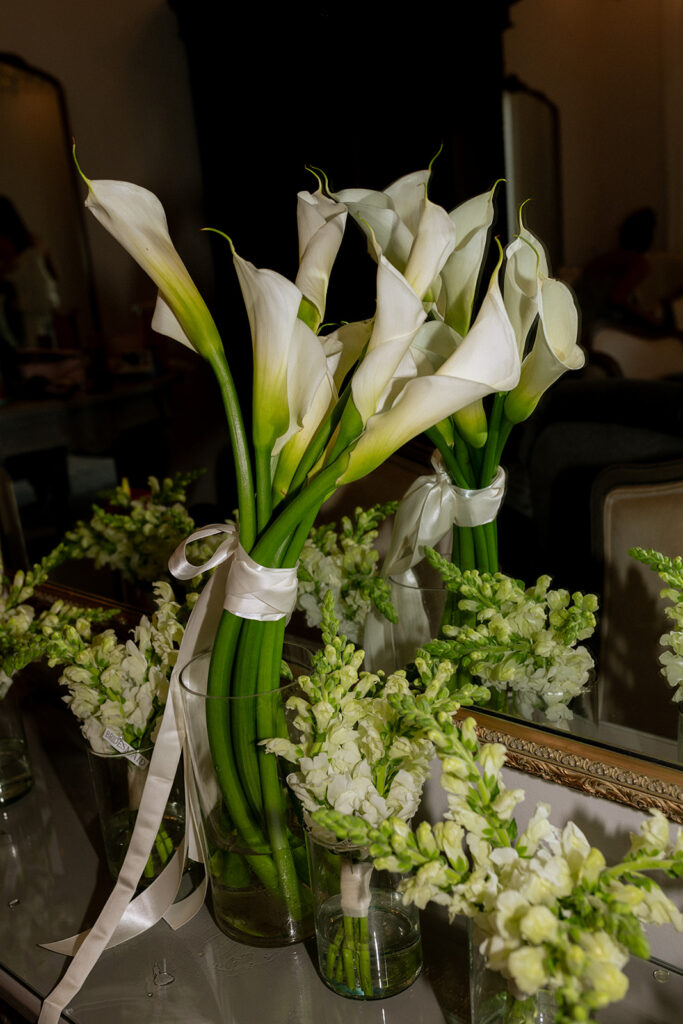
(653, 968, 670, 983)
(8, 898, 20, 908)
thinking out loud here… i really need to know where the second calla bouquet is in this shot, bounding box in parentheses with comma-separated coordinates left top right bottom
(80, 158, 522, 937)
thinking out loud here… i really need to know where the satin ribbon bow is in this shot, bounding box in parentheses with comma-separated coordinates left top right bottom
(363, 454, 506, 672)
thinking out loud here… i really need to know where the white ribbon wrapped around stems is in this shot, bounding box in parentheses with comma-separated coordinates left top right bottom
(363, 454, 506, 671)
(39, 523, 298, 1024)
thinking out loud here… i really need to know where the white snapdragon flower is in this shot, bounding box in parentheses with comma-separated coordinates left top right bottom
(506, 945, 549, 995)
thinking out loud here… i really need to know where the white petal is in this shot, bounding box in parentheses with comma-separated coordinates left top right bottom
(505, 277, 583, 423)
(441, 186, 497, 335)
(350, 255, 426, 424)
(322, 319, 373, 390)
(504, 224, 550, 357)
(151, 294, 195, 350)
(295, 189, 346, 321)
(232, 251, 302, 448)
(271, 318, 327, 456)
(403, 197, 458, 300)
(85, 179, 221, 361)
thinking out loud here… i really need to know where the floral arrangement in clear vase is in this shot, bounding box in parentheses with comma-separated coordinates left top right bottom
(296, 501, 398, 643)
(629, 547, 683, 759)
(419, 548, 599, 724)
(264, 591, 489, 998)
(316, 708, 683, 1023)
(46, 581, 196, 882)
(0, 547, 112, 805)
(77, 156, 523, 942)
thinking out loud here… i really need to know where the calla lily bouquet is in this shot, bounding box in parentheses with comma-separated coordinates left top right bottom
(79, 158, 522, 932)
(346, 179, 585, 583)
(629, 547, 683, 706)
(316, 712, 683, 1024)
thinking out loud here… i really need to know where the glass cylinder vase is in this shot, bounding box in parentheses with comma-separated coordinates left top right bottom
(0, 700, 33, 806)
(469, 923, 556, 1024)
(179, 644, 314, 947)
(87, 744, 185, 885)
(306, 824, 422, 1000)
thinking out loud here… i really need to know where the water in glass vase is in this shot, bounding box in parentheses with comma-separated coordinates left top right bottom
(103, 803, 185, 883)
(316, 890, 422, 999)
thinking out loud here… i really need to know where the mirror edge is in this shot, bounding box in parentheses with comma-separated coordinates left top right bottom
(464, 709, 683, 825)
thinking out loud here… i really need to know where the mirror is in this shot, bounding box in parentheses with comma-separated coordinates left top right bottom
(2, 0, 683, 813)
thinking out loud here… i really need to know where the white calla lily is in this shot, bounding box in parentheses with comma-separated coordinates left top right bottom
(440, 185, 497, 335)
(84, 178, 224, 362)
(348, 254, 426, 426)
(295, 189, 347, 328)
(402, 196, 458, 300)
(333, 169, 429, 272)
(504, 217, 550, 358)
(504, 277, 584, 424)
(339, 270, 520, 483)
(232, 251, 325, 452)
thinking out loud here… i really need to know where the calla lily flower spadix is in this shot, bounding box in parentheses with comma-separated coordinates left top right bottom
(81, 160, 526, 935)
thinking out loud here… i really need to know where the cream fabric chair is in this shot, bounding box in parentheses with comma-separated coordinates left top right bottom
(591, 460, 683, 744)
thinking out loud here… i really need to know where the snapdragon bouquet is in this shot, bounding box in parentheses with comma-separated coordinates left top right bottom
(422, 548, 598, 724)
(317, 710, 683, 1023)
(264, 591, 488, 995)
(296, 501, 398, 643)
(80, 158, 522, 941)
(62, 471, 212, 586)
(0, 546, 112, 700)
(47, 581, 196, 882)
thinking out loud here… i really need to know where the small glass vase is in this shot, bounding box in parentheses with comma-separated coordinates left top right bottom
(469, 924, 556, 1024)
(179, 644, 314, 947)
(87, 744, 185, 885)
(0, 699, 33, 806)
(306, 823, 422, 999)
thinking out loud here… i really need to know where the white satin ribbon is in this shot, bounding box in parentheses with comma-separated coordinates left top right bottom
(363, 455, 506, 672)
(382, 453, 507, 578)
(38, 526, 298, 1023)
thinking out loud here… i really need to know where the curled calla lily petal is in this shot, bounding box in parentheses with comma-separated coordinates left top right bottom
(84, 178, 223, 363)
(272, 370, 336, 498)
(504, 277, 584, 424)
(231, 250, 306, 450)
(271, 317, 329, 459)
(440, 185, 497, 335)
(504, 214, 550, 358)
(295, 189, 347, 327)
(349, 254, 426, 426)
(339, 277, 520, 483)
(333, 169, 429, 273)
(323, 320, 373, 391)
(403, 196, 458, 300)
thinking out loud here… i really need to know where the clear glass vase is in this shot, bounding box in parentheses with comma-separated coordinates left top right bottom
(469, 923, 556, 1024)
(179, 644, 314, 947)
(306, 824, 422, 999)
(0, 700, 33, 806)
(87, 744, 185, 885)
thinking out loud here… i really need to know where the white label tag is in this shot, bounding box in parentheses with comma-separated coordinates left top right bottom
(103, 728, 150, 769)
